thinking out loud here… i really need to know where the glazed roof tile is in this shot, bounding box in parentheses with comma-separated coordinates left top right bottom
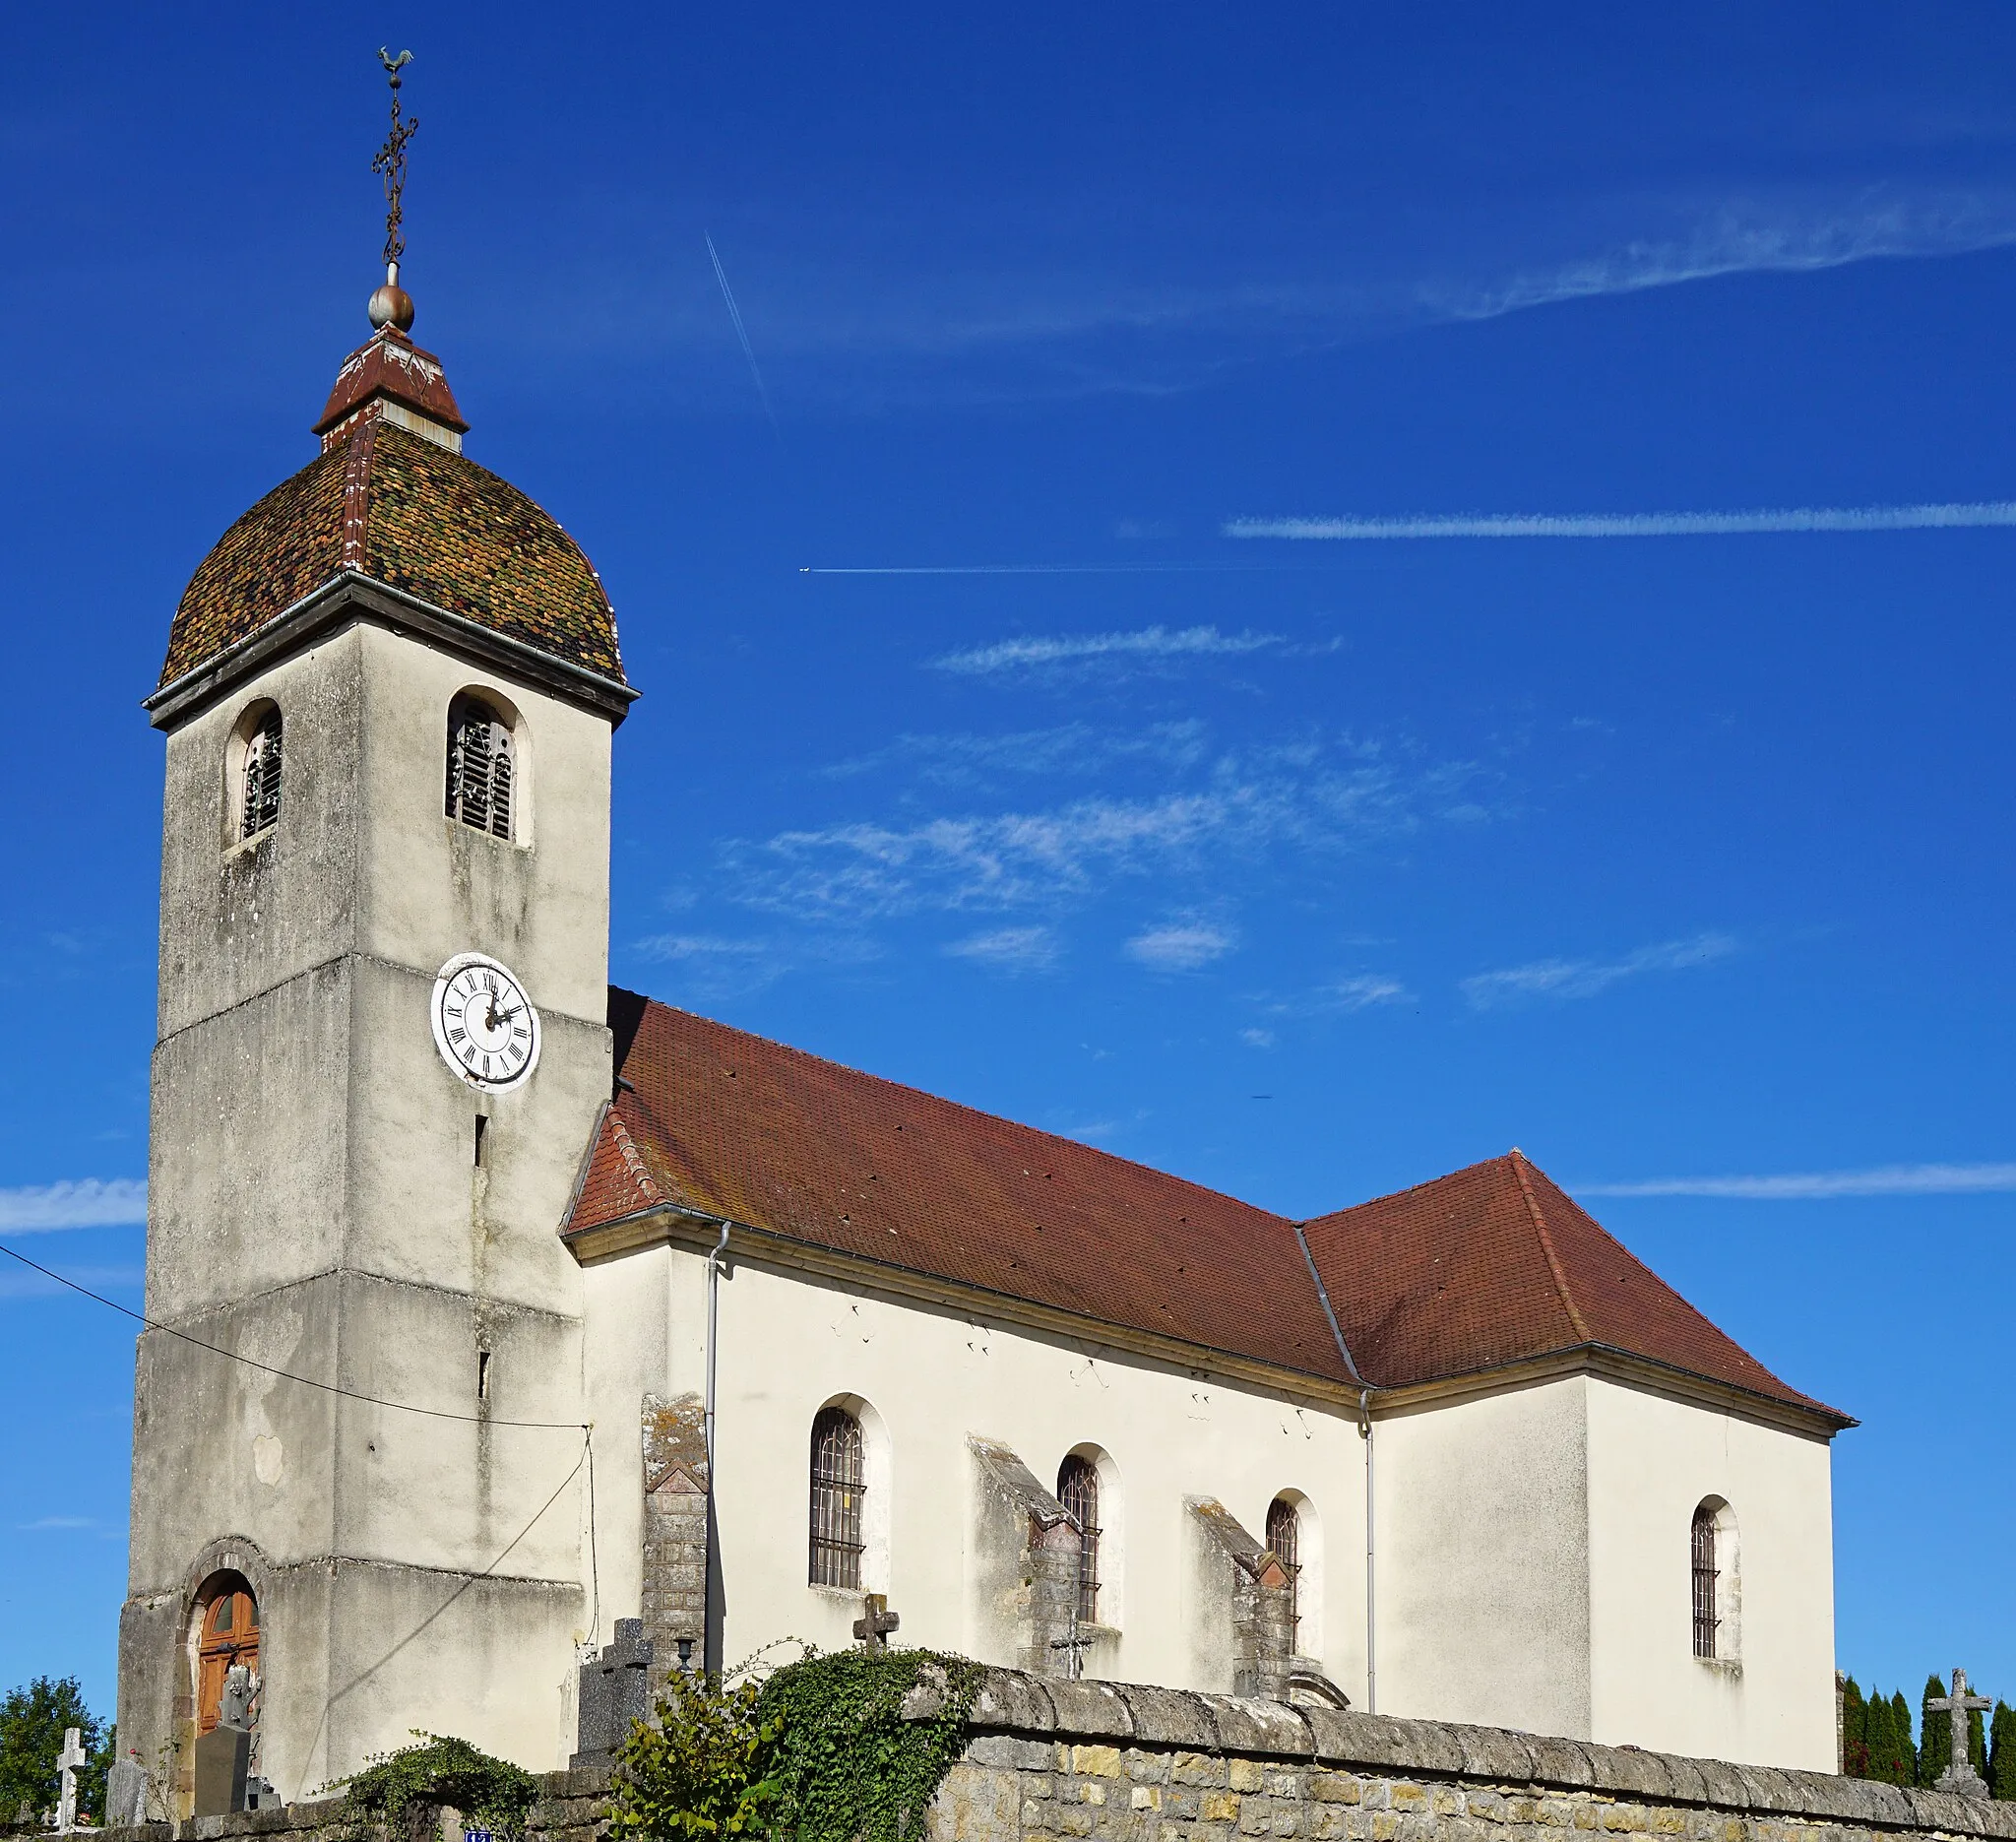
(158, 342, 623, 691)
(566, 993, 1847, 1426)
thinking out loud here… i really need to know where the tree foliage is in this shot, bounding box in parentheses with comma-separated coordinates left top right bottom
(0, 1678, 109, 1824)
(1989, 1701, 2016, 1800)
(334, 1733, 542, 1842)
(1920, 1676, 1951, 1787)
(609, 1667, 782, 1842)
(757, 1649, 979, 1842)
(607, 1648, 979, 1842)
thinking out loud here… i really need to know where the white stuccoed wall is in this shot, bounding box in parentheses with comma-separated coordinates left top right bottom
(128, 613, 614, 1798)
(578, 1238, 1370, 1697)
(577, 1237, 1839, 1772)
(1585, 1376, 1837, 1769)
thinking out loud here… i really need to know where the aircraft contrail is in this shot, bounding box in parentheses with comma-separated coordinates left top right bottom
(706, 231, 779, 435)
(1226, 501, 2016, 540)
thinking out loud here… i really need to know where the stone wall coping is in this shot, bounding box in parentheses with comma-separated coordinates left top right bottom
(84, 1766, 616, 1842)
(968, 1668, 2016, 1838)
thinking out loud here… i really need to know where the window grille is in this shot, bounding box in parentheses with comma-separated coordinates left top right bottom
(240, 707, 283, 840)
(446, 695, 514, 840)
(1267, 1495, 1301, 1647)
(1057, 1455, 1101, 1625)
(809, 1406, 865, 1589)
(1690, 1505, 1719, 1658)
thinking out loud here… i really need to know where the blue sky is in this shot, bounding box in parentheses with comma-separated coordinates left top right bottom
(3, 2, 2014, 1730)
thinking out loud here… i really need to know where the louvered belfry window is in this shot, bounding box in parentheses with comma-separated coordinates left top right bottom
(1691, 1505, 1720, 1658)
(446, 694, 515, 840)
(809, 1407, 865, 1589)
(1267, 1495, 1301, 1648)
(1057, 1455, 1101, 1625)
(240, 707, 283, 841)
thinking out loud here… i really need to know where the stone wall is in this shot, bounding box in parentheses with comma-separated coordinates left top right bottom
(934, 1671, 2016, 1842)
(72, 1667, 2016, 1842)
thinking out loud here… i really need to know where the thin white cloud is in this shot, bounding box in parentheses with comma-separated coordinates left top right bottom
(1424, 194, 2016, 330)
(1462, 933, 1737, 1009)
(1126, 921, 1237, 972)
(931, 625, 1281, 674)
(1576, 1162, 2016, 1200)
(1240, 1027, 1277, 1049)
(1323, 975, 1411, 1011)
(0, 1177, 147, 1231)
(944, 925, 1060, 972)
(1226, 502, 2016, 542)
(633, 933, 773, 962)
(729, 740, 1481, 922)
(19, 1516, 95, 1531)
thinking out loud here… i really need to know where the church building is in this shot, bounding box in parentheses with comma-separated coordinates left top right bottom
(117, 276, 1852, 1813)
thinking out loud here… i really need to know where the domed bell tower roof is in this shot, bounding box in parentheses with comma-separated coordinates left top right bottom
(146, 51, 633, 731)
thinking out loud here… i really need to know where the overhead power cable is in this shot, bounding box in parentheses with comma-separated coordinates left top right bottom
(0, 1239, 586, 1430)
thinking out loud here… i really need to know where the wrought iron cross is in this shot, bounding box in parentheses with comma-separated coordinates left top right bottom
(372, 48, 417, 282)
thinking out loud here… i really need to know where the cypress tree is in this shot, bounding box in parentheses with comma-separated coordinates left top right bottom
(1866, 1693, 1898, 1784)
(1922, 1675, 1953, 1786)
(1842, 1678, 1869, 1778)
(1989, 1701, 2016, 1799)
(1895, 1690, 1920, 1787)
(1972, 1703, 1989, 1780)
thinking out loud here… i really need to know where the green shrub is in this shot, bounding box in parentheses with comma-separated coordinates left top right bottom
(609, 1668, 781, 1842)
(757, 1649, 979, 1842)
(334, 1733, 542, 1842)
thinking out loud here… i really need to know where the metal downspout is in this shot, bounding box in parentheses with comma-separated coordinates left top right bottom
(1292, 1221, 1376, 1716)
(703, 1222, 729, 1673)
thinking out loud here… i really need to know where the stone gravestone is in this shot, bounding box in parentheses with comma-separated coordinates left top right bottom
(105, 1751, 147, 1829)
(1929, 1668, 1993, 1798)
(571, 1620, 656, 1770)
(55, 1728, 86, 1832)
(193, 1665, 258, 1817)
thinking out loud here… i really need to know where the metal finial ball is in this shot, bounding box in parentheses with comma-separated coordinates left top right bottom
(368, 285, 415, 333)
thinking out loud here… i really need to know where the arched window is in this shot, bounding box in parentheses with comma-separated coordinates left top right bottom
(446, 694, 515, 840)
(1691, 1503, 1720, 1657)
(239, 706, 283, 841)
(1057, 1454, 1102, 1625)
(809, 1406, 865, 1589)
(196, 1582, 259, 1736)
(1267, 1495, 1302, 1648)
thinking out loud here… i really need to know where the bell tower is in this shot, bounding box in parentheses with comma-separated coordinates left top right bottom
(117, 86, 637, 1801)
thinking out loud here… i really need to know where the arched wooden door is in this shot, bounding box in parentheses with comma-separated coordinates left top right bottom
(196, 1586, 259, 1735)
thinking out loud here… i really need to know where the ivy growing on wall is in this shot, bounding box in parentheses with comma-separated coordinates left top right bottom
(758, 1649, 980, 1842)
(334, 1732, 543, 1842)
(607, 1648, 980, 1842)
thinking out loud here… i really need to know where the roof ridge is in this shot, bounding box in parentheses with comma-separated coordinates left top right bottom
(1302, 1147, 1541, 1224)
(338, 414, 378, 574)
(633, 997, 1298, 1231)
(1510, 1149, 1592, 1343)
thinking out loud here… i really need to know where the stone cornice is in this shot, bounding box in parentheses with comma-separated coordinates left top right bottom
(145, 572, 638, 731)
(561, 1203, 1844, 1438)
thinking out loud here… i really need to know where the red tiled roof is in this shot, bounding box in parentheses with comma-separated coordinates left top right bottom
(575, 995, 1353, 1381)
(158, 346, 623, 691)
(567, 995, 1846, 1425)
(1300, 1153, 1846, 1418)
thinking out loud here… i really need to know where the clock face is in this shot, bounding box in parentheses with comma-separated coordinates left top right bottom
(431, 953, 541, 1092)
